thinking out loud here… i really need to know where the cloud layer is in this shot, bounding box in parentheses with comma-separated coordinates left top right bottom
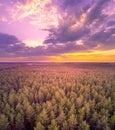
(0, 0, 115, 58)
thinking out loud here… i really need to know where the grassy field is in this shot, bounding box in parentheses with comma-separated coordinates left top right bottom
(0, 62, 115, 130)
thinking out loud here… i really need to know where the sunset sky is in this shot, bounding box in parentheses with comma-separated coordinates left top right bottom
(0, 0, 115, 62)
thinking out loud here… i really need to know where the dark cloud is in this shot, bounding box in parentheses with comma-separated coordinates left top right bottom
(44, 0, 115, 51)
(0, 33, 44, 57)
(44, 42, 87, 55)
(59, 0, 82, 12)
(0, 33, 20, 47)
(44, 27, 90, 44)
(92, 28, 115, 43)
(0, 32, 88, 57)
(86, 0, 109, 24)
(107, 21, 115, 27)
(0, 33, 28, 57)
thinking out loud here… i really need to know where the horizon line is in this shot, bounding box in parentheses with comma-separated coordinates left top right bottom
(0, 61, 115, 63)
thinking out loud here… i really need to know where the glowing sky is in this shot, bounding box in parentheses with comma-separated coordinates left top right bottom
(0, 0, 115, 62)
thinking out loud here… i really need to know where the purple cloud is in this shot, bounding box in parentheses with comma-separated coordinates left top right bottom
(0, 0, 115, 58)
(0, 33, 29, 57)
(44, 0, 115, 50)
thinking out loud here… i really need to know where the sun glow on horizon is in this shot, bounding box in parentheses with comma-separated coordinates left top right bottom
(0, 49, 115, 62)
(49, 49, 115, 62)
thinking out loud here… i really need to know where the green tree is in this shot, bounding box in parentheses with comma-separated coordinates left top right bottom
(34, 122, 45, 130)
(68, 114, 77, 130)
(0, 114, 9, 130)
(56, 110, 65, 126)
(48, 120, 59, 130)
(37, 109, 49, 126)
(15, 113, 24, 130)
(9, 90, 17, 106)
(62, 120, 69, 130)
(110, 114, 115, 130)
(78, 121, 90, 130)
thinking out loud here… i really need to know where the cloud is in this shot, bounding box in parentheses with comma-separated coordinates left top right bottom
(7, 0, 58, 28)
(0, 0, 115, 58)
(44, 0, 115, 51)
(91, 28, 115, 43)
(0, 33, 20, 47)
(107, 21, 115, 27)
(0, 33, 28, 57)
(0, 32, 88, 57)
(86, 0, 108, 24)
(23, 40, 44, 47)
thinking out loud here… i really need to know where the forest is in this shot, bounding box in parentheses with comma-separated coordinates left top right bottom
(0, 62, 115, 130)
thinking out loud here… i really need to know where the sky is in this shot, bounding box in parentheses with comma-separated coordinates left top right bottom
(0, 0, 115, 62)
